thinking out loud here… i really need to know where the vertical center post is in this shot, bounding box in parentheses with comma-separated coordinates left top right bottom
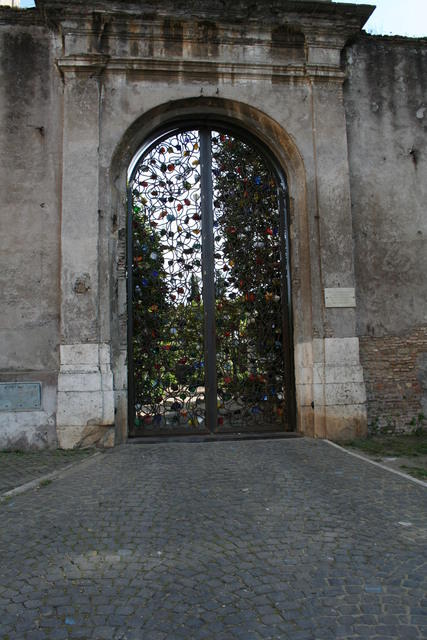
(200, 129, 217, 432)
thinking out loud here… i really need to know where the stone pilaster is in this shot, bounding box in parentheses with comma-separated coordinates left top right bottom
(301, 28, 368, 440)
(56, 66, 115, 448)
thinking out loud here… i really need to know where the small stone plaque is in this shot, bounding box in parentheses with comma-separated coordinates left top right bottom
(0, 382, 41, 412)
(324, 288, 356, 308)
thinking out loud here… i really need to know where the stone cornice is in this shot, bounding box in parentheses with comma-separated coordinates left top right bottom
(55, 13, 362, 77)
(36, 1, 374, 28)
(48, 1, 372, 83)
(56, 53, 346, 83)
(58, 19, 306, 51)
(37, 1, 375, 48)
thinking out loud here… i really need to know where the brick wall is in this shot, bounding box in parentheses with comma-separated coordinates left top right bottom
(360, 327, 427, 433)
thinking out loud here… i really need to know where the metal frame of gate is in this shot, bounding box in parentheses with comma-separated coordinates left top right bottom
(127, 119, 296, 436)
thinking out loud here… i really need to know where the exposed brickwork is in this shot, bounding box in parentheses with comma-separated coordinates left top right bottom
(360, 327, 427, 433)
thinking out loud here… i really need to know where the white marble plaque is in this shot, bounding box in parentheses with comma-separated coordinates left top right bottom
(324, 288, 356, 308)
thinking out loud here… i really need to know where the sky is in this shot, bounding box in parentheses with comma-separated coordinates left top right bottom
(337, 0, 427, 37)
(17, 0, 427, 37)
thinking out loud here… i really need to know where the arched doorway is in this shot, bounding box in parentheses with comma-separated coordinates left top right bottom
(127, 124, 295, 436)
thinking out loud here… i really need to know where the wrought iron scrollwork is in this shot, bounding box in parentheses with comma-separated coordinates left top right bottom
(129, 128, 291, 435)
(131, 131, 206, 432)
(212, 132, 288, 431)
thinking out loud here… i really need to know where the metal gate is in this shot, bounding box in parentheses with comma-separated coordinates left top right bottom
(127, 126, 294, 436)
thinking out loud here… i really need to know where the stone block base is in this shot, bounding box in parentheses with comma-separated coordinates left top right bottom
(295, 337, 368, 441)
(56, 343, 115, 449)
(57, 424, 115, 449)
(324, 405, 367, 442)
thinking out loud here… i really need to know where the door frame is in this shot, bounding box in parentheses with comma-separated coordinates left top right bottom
(126, 118, 296, 436)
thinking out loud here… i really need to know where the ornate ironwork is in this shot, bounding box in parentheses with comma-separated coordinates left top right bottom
(130, 131, 206, 433)
(212, 132, 289, 431)
(129, 127, 292, 435)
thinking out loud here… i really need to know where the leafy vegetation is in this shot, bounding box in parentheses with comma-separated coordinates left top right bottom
(346, 432, 427, 458)
(400, 465, 427, 480)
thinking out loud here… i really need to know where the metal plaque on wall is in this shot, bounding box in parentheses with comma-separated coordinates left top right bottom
(0, 382, 42, 411)
(324, 288, 356, 308)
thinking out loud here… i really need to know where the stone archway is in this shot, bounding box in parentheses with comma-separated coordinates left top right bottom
(55, 0, 370, 448)
(108, 98, 314, 443)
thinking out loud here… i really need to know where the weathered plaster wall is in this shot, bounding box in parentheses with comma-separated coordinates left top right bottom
(344, 35, 427, 430)
(0, 10, 62, 448)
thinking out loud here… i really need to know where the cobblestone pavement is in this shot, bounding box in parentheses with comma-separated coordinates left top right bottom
(0, 450, 93, 495)
(0, 438, 426, 640)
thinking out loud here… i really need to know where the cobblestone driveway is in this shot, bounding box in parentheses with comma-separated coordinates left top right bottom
(0, 450, 93, 495)
(1, 439, 426, 640)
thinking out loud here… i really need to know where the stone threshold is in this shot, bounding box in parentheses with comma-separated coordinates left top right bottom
(127, 432, 303, 444)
